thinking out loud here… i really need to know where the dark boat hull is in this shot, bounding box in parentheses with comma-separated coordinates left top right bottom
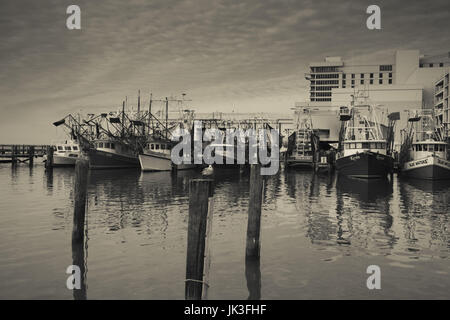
(88, 149, 140, 169)
(336, 152, 393, 178)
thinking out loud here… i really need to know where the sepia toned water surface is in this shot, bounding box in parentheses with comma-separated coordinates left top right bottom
(0, 163, 449, 299)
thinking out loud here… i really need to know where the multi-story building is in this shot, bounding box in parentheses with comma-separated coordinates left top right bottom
(304, 50, 450, 146)
(435, 72, 450, 141)
(308, 56, 395, 103)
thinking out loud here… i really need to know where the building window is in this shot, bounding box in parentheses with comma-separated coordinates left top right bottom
(351, 74, 355, 79)
(420, 64, 423, 67)
(370, 79, 373, 84)
(380, 65, 392, 71)
(311, 66, 339, 73)
(379, 79, 383, 84)
(351, 80, 355, 85)
(389, 73, 392, 78)
(342, 74, 346, 79)
(388, 79, 392, 84)
(370, 73, 373, 78)
(430, 63, 433, 68)
(342, 80, 346, 85)
(361, 73, 364, 78)
(361, 80, 364, 85)
(439, 63, 444, 67)
(379, 73, 383, 78)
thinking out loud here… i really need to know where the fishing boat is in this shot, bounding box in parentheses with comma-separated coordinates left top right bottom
(400, 111, 450, 180)
(335, 94, 396, 178)
(88, 139, 140, 169)
(285, 107, 316, 168)
(208, 142, 244, 169)
(138, 137, 197, 171)
(52, 140, 82, 166)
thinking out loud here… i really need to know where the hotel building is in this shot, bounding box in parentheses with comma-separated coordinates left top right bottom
(435, 72, 450, 141)
(303, 50, 450, 145)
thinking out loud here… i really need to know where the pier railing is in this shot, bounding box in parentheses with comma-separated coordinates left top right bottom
(0, 144, 48, 157)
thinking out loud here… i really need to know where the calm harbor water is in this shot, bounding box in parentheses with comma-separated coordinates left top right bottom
(0, 163, 449, 299)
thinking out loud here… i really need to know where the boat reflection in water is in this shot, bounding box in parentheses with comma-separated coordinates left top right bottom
(336, 175, 393, 203)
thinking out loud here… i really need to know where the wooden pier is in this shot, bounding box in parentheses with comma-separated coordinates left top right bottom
(0, 144, 48, 163)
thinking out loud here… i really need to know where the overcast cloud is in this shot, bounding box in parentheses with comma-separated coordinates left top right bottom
(0, 0, 449, 143)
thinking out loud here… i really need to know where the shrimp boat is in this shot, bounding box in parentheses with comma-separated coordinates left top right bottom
(285, 107, 315, 168)
(88, 139, 140, 169)
(138, 137, 197, 171)
(400, 110, 450, 180)
(335, 94, 397, 178)
(52, 140, 82, 166)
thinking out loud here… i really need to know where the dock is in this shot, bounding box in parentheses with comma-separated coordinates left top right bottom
(0, 144, 48, 163)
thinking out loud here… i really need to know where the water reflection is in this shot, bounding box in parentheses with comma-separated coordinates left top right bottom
(71, 208, 87, 300)
(245, 256, 261, 300)
(1, 164, 449, 299)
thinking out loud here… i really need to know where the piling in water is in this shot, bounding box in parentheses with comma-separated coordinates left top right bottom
(72, 159, 89, 300)
(73, 159, 89, 243)
(185, 179, 214, 300)
(246, 164, 263, 258)
(28, 146, 34, 167)
(11, 145, 17, 166)
(45, 146, 53, 169)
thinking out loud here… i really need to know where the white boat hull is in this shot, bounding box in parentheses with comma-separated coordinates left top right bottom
(402, 155, 450, 180)
(53, 155, 79, 166)
(139, 152, 196, 171)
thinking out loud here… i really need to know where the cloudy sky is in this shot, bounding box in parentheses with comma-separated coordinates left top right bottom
(1, 0, 449, 143)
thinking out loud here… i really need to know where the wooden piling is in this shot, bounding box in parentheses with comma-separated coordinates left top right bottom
(72, 159, 89, 299)
(28, 146, 34, 167)
(11, 145, 17, 166)
(246, 164, 263, 258)
(185, 179, 213, 300)
(45, 146, 53, 169)
(73, 159, 89, 243)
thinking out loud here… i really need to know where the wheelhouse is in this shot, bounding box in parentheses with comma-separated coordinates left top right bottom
(410, 141, 448, 159)
(54, 141, 81, 158)
(342, 140, 387, 156)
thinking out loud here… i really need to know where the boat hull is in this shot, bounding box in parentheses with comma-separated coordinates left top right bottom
(285, 155, 314, 169)
(139, 152, 196, 171)
(285, 160, 314, 169)
(401, 155, 450, 180)
(53, 155, 79, 167)
(336, 151, 393, 178)
(88, 149, 139, 169)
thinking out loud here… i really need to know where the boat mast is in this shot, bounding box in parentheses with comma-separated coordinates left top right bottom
(165, 97, 169, 139)
(138, 90, 141, 115)
(148, 93, 153, 133)
(122, 100, 125, 138)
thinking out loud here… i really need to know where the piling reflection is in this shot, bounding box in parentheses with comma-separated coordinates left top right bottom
(245, 256, 261, 300)
(71, 213, 87, 300)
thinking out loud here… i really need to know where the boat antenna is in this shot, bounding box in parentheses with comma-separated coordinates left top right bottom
(165, 97, 169, 139)
(138, 90, 141, 115)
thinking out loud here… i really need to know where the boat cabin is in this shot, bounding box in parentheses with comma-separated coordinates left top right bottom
(410, 140, 448, 160)
(143, 138, 172, 156)
(342, 140, 387, 156)
(54, 141, 80, 158)
(94, 140, 135, 156)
